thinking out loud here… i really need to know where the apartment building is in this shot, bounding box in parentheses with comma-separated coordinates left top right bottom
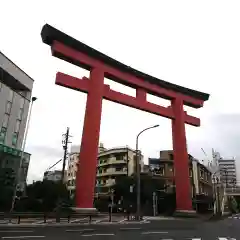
(66, 144, 144, 197)
(96, 145, 144, 195)
(0, 51, 34, 189)
(67, 145, 79, 196)
(148, 150, 213, 197)
(217, 157, 237, 189)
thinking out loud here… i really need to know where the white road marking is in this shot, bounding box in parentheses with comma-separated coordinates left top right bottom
(0, 231, 34, 233)
(141, 231, 168, 235)
(66, 229, 94, 232)
(120, 227, 141, 230)
(94, 217, 109, 223)
(82, 233, 115, 237)
(2, 236, 45, 239)
(0, 220, 8, 224)
(218, 238, 233, 240)
(70, 217, 88, 223)
(33, 219, 54, 224)
(118, 219, 126, 223)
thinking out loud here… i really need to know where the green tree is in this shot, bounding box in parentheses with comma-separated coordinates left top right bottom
(0, 167, 16, 211)
(112, 174, 165, 213)
(16, 180, 70, 212)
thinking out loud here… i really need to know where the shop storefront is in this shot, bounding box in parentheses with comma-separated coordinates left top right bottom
(0, 143, 31, 190)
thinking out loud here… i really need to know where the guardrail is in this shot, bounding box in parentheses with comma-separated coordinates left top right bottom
(0, 211, 137, 224)
(0, 211, 99, 224)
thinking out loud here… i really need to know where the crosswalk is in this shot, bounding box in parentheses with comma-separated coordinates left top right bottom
(188, 239, 235, 240)
(154, 238, 236, 240)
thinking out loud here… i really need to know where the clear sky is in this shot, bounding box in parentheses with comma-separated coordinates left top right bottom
(1, 0, 240, 183)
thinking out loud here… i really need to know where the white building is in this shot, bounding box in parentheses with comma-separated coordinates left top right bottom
(43, 170, 67, 182)
(218, 157, 237, 188)
(210, 149, 237, 189)
(67, 145, 79, 196)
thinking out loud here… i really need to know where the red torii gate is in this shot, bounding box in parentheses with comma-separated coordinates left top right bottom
(41, 24, 209, 213)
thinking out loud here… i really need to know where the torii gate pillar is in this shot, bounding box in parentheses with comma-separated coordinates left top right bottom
(41, 24, 210, 214)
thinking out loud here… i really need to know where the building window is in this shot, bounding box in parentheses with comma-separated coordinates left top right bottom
(189, 168, 192, 177)
(12, 132, 18, 147)
(8, 89, 14, 102)
(205, 172, 208, 181)
(5, 101, 12, 114)
(2, 114, 9, 128)
(115, 167, 122, 172)
(116, 154, 124, 160)
(155, 167, 164, 175)
(17, 108, 24, 120)
(14, 120, 21, 133)
(19, 97, 25, 109)
(0, 127, 7, 144)
(169, 154, 174, 160)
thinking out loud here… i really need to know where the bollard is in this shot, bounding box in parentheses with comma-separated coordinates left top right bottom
(18, 216, 20, 224)
(89, 215, 92, 223)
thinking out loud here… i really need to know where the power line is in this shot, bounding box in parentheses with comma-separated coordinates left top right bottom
(46, 159, 63, 172)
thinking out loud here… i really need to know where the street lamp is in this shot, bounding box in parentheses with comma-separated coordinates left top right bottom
(135, 124, 159, 220)
(10, 96, 37, 212)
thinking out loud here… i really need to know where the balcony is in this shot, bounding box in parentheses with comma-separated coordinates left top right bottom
(97, 168, 127, 177)
(98, 157, 126, 167)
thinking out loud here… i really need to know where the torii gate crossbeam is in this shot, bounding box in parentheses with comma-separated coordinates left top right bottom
(41, 24, 210, 213)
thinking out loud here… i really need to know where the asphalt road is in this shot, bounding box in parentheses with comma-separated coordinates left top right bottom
(0, 215, 240, 239)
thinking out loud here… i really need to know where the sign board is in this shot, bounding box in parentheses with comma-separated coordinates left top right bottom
(0, 144, 30, 158)
(0, 144, 21, 156)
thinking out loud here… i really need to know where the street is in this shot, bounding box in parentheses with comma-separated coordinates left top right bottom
(0, 215, 240, 240)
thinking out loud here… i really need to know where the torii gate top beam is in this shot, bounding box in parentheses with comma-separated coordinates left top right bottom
(41, 24, 209, 109)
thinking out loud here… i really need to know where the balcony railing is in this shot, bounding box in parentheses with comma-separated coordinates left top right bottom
(98, 157, 127, 167)
(97, 168, 127, 177)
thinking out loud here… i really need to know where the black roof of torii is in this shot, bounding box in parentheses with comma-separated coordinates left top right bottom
(41, 24, 209, 102)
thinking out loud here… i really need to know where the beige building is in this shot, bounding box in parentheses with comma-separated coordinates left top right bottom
(148, 150, 213, 197)
(66, 144, 144, 197)
(67, 145, 79, 197)
(96, 145, 144, 196)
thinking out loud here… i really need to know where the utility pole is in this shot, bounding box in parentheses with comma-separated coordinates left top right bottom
(61, 127, 71, 183)
(56, 127, 71, 223)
